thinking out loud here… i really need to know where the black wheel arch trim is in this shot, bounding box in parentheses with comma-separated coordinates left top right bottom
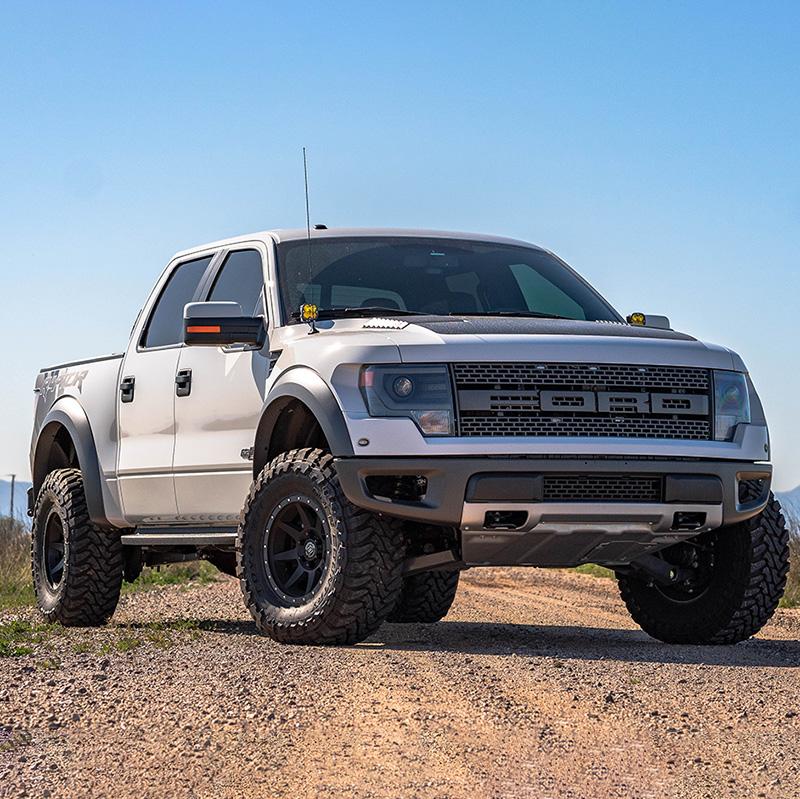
(32, 398, 111, 527)
(255, 368, 355, 467)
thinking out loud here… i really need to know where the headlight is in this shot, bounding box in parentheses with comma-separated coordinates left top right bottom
(713, 370, 751, 441)
(360, 364, 455, 436)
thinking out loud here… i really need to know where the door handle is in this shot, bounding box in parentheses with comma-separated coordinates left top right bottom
(175, 368, 192, 397)
(120, 376, 135, 403)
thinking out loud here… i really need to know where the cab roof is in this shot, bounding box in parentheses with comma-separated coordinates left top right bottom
(173, 227, 546, 259)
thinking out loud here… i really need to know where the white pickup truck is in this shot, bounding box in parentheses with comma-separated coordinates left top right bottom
(29, 228, 789, 645)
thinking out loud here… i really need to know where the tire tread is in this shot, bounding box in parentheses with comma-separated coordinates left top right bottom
(237, 449, 406, 645)
(388, 570, 460, 623)
(618, 495, 789, 644)
(32, 469, 123, 626)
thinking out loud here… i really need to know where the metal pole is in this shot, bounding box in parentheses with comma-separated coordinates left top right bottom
(8, 474, 14, 520)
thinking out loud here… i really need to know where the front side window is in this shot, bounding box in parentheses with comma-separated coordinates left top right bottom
(142, 256, 213, 348)
(208, 249, 266, 317)
(276, 237, 619, 323)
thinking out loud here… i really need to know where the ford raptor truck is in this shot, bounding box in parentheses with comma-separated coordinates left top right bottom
(29, 228, 790, 645)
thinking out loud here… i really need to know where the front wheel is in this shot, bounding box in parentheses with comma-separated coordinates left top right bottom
(237, 449, 406, 645)
(618, 494, 789, 644)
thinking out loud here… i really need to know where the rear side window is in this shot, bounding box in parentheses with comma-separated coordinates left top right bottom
(208, 249, 265, 317)
(142, 256, 213, 348)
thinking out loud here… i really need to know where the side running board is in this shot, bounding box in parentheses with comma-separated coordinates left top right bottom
(120, 530, 237, 547)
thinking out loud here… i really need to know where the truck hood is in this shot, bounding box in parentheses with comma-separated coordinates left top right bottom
(293, 316, 744, 371)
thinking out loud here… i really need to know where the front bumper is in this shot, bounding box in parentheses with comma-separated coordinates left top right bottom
(334, 457, 772, 567)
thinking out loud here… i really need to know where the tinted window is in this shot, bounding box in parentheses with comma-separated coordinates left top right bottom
(509, 263, 585, 320)
(330, 285, 405, 309)
(276, 238, 619, 322)
(208, 249, 265, 317)
(142, 256, 213, 348)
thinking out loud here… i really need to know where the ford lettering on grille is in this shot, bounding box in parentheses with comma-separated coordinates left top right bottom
(453, 363, 712, 440)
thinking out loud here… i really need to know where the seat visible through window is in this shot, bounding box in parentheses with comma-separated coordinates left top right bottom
(360, 296, 401, 309)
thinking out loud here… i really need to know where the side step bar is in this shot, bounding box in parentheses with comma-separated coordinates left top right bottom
(120, 531, 237, 547)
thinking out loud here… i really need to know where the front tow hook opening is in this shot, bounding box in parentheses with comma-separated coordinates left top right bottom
(672, 511, 706, 531)
(483, 510, 528, 530)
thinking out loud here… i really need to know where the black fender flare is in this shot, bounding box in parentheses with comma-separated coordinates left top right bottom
(255, 368, 354, 469)
(32, 397, 111, 527)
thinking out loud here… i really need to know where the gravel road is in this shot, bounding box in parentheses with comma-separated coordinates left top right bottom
(1, 567, 799, 799)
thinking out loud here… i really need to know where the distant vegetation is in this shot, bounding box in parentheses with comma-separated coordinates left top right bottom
(0, 515, 221, 612)
(783, 537, 800, 608)
(120, 560, 218, 595)
(574, 563, 614, 579)
(0, 516, 34, 608)
(780, 498, 799, 608)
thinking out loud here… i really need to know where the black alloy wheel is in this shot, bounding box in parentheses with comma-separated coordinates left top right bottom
(237, 448, 406, 645)
(264, 496, 331, 606)
(649, 537, 716, 603)
(42, 510, 66, 589)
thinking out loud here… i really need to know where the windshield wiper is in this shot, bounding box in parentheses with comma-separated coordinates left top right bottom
(289, 306, 575, 321)
(290, 306, 426, 321)
(449, 310, 573, 321)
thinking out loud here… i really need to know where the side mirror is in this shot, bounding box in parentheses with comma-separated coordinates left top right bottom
(626, 312, 671, 330)
(183, 302, 266, 348)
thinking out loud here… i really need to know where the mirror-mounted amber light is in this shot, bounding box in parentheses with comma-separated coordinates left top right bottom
(183, 316, 265, 347)
(627, 312, 646, 326)
(186, 325, 221, 334)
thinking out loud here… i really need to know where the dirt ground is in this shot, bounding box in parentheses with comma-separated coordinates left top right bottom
(1, 567, 798, 799)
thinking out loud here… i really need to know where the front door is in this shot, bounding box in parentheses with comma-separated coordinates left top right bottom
(117, 254, 215, 524)
(172, 247, 271, 523)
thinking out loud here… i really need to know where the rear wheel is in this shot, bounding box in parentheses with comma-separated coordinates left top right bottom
(31, 469, 123, 626)
(237, 448, 406, 645)
(618, 494, 789, 644)
(388, 570, 460, 623)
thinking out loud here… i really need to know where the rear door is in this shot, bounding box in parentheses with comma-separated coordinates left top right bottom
(117, 254, 217, 523)
(172, 245, 272, 522)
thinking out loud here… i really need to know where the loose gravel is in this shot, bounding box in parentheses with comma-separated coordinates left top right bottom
(1, 568, 799, 799)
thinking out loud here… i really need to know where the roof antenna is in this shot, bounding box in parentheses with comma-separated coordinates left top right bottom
(300, 146, 319, 334)
(303, 146, 312, 262)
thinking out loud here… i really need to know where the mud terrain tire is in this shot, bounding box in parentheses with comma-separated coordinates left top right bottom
(31, 469, 123, 626)
(237, 448, 406, 645)
(618, 494, 789, 644)
(388, 570, 460, 623)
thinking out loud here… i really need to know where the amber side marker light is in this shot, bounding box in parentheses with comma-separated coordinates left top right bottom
(186, 325, 221, 334)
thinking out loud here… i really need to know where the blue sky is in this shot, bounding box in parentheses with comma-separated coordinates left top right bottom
(0, 1, 798, 490)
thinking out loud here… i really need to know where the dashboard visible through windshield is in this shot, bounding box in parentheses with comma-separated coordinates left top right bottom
(275, 237, 620, 324)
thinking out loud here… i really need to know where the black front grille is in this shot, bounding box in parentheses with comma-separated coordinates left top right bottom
(459, 415, 710, 439)
(453, 362, 712, 440)
(542, 474, 663, 502)
(453, 363, 711, 392)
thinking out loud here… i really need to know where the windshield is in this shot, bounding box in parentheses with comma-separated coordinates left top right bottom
(275, 237, 620, 323)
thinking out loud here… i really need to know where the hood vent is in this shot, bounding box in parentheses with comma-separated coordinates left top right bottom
(362, 318, 409, 330)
